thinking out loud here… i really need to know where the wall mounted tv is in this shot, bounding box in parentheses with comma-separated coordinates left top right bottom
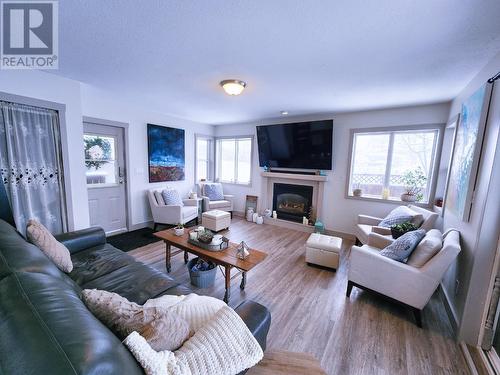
(256, 120, 333, 170)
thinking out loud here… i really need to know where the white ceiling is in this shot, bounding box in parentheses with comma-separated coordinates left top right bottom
(56, 0, 500, 124)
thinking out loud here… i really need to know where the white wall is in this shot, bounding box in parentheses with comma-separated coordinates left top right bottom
(440, 50, 500, 344)
(0, 70, 88, 230)
(214, 102, 450, 235)
(80, 85, 214, 227)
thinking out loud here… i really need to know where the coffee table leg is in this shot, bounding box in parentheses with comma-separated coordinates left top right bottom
(224, 265, 231, 303)
(165, 242, 171, 273)
(184, 251, 189, 264)
(240, 272, 247, 290)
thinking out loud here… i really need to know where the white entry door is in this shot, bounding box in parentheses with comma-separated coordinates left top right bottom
(84, 122, 127, 235)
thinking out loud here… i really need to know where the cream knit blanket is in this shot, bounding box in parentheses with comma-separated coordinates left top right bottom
(124, 294, 263, 375)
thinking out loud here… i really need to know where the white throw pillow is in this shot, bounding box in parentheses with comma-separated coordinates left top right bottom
(154, 191, 165, 206)
(26, 219, 73, 273)
(407, 229, 443, 267)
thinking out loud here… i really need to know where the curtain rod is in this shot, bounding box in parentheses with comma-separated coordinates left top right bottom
(488, 71, 500, 83)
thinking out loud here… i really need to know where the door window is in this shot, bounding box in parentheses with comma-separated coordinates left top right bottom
(84, 134, 118, 185)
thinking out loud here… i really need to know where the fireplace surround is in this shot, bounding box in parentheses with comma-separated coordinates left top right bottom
(273, 183, 313, 223)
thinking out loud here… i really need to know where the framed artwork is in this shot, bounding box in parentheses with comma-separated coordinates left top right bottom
(147, 124, 185, 182)
(445, 83, 492, 221)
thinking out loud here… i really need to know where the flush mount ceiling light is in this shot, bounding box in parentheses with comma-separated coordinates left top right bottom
(280, 111, 289, 116)
(220, 79, 246, 96)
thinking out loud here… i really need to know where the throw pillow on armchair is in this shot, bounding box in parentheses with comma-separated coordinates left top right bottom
(203, 183, 224, 201)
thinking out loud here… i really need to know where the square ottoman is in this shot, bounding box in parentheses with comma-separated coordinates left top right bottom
(306, 233, 342, 270)
(202, 210, 231, 232)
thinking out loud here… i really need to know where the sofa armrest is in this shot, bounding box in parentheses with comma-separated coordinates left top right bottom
(183, 198, 198, 206)
(372, 226, 392, 235)
(234, 300, 271, 352)
(357, 215, 382, 226)
(55, 227, 106, 254)
(367, 232, 393, 249)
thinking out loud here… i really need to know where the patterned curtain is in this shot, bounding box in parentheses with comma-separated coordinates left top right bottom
(0, 101, 66, 235)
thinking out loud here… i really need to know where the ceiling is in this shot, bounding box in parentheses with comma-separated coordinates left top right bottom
(56, 0, 500, 124)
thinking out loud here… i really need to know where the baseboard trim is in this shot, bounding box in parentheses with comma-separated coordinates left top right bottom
(439, 282, 459, 335)
(129, 221, 153, 231)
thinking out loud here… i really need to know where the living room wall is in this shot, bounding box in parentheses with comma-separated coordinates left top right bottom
(214, 102, 450, 236)
(0, 70, 213, 231)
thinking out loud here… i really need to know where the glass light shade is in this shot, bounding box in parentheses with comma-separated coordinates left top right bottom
(220, 80, 246, 95)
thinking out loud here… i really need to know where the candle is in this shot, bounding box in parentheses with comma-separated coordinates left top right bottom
(382, 188, 390, 200)
(189, 231, 198, 240)
(272, 211, 277, 219)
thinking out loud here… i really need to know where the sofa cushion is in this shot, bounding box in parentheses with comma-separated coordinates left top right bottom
(0, 272, 143, 375)
(380, 229, 426, 262)
(407, 229, 443, 267)
(379, 206, 421, 228)
(182, 205, 198, 219)
(203, 183, 224, 201)
(26, 220, 73, 273)
(162, 189, 184, 206)
(208, 200, 231, 209)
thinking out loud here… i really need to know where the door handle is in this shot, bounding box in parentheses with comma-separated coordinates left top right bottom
(118, 166, 125, 184)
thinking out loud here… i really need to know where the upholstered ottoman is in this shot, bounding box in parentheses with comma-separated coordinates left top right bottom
(202, 210, 231, 232)
(305, 233, 342, 270)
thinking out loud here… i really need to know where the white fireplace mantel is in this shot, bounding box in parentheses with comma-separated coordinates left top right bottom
(259, 171, 327, 223)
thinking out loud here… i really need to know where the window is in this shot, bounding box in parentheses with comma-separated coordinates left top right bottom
(348, 128, 440, 203)
(84, 134, 118, 185)
(216, 137, 253, 185)
(195, 135, 213, 182)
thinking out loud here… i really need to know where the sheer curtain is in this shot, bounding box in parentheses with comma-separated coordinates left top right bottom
(0, 101, 66, 235)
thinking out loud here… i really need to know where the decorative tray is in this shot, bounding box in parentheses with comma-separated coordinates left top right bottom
(187, 238, 228, 252)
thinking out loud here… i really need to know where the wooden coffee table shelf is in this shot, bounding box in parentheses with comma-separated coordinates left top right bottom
(153, 229, 267, 302)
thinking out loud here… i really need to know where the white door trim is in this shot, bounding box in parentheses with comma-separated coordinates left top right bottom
(83, 116, 132, 234)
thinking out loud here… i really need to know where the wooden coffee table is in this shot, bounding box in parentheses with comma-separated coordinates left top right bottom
(153, 229, 267, 303)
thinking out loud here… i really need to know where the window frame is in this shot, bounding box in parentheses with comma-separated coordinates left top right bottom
(194, 134, 214, 183)
(215, 135, 254, 186)
(345, 124, 444, 206)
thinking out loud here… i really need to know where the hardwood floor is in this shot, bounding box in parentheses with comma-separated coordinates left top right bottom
(129, 217, 469, 375)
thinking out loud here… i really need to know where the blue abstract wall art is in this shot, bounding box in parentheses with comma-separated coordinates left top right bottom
(147, 124, 185, 182)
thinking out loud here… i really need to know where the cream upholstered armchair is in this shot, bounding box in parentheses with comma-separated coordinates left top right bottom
(147, 189, 198, 230)
(347, 229, 461, 327)
(354, 205, 438, 245)
(197, 182, 234, 216)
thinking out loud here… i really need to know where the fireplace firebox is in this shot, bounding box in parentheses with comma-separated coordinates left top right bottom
(272, 183, 313, 223)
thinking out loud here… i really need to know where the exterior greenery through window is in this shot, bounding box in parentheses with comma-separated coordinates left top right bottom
(216, 137, 252, 185)
(348, 128, 439, 203)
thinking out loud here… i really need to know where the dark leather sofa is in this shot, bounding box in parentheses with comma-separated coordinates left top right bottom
(0, 219, 271, 374)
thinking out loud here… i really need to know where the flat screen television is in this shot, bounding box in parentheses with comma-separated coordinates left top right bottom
(256, 120, 333, 170)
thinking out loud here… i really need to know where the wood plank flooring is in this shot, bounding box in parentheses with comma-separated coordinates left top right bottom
(129, 217, 469, 375)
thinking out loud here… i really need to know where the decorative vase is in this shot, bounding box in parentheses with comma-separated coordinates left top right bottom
(263, 209, 272, 217)
(256, 216, 264, 225)
(246, 208, 254, 222)
(174, 227, 184, 236)
(252, 212, 259, 223)
(400, 193, 417, 202)
(272, 210, 277, 219)
(353, 188, 362, 197)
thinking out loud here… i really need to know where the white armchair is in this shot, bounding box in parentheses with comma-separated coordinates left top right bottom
(347, 229, 461, 327)
(354, 205, 438, 245)
(147, 189, 198, 230)
(197, 182, 234, 217)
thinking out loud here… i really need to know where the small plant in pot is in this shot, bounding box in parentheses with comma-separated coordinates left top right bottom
(174, 223, 184, 236)
(400, 167, 427, 202)
(391, 221, 418, 239)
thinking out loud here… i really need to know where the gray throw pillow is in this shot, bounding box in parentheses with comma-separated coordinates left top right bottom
(203, 183, 224, 201)
(380, 229, 426, 263)
(162, 189, 184, 206)
(378, 206, 416, 228)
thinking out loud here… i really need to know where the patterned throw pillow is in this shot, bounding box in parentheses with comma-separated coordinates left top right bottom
(378, 206, 417, 228)
(161, 189, 184, 206)
(82, 289, 190, 351)
(203, 183, 224, 201)
(26, 219, 73, 273)
(380, 229, 426, 263)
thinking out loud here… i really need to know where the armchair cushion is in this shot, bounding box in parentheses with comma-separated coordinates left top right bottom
(162, 189, 184, 206)
(203, 183, 224, 201)
(208, 200, 232, 209)
(407, 229, 442, 268)
(380, 229, 425, 262)
(379, 206, 421, 228)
